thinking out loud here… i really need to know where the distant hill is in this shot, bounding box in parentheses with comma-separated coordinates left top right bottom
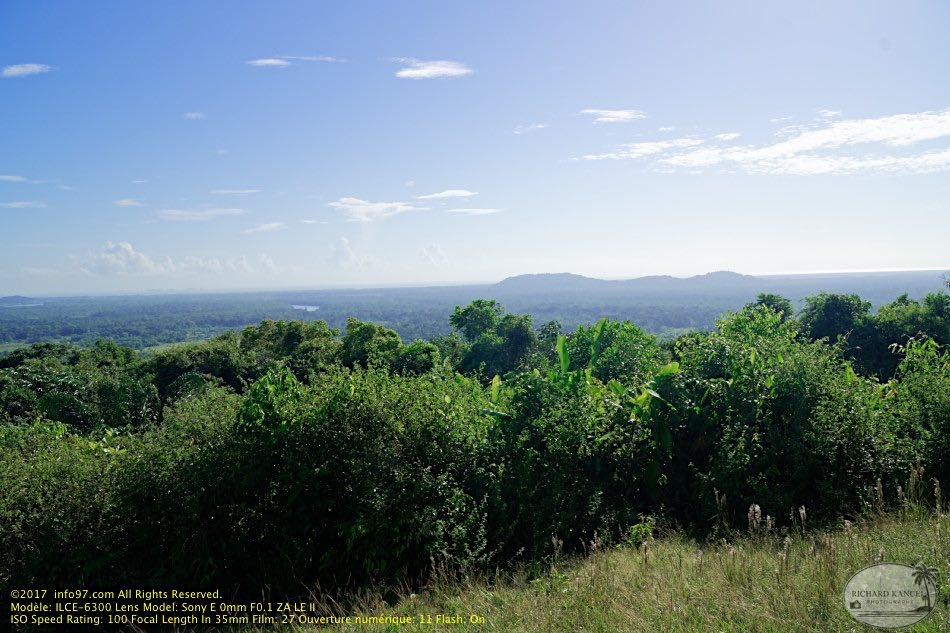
(496, 270, 763, 295)
(493, 270, 946, 303)
(0, 296, 42, 307)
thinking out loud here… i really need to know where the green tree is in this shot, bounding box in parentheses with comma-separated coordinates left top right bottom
(565, 319, 660, 384)
(749, 293, 794, 322)
(449, 299, 504, 342)
(798, 292, 870, 342)
(339, 318, 402, 369)
(449, 300, 537, 377)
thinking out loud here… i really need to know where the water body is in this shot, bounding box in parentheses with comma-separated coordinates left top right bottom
(291, 304, 320, 312)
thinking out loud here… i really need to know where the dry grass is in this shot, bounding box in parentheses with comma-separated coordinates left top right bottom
(238, 510, 950, 633)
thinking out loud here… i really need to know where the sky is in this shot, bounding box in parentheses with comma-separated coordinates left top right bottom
(2, 0, 949, 295)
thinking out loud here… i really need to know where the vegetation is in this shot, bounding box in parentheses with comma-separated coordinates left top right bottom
(1, 290, 949, 615)
(297, 511, 949, 632)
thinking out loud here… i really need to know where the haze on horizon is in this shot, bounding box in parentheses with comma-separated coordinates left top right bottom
(2, 1, 949, 296)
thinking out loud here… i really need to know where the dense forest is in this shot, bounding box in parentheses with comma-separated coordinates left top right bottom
(1, 289, 949, 601)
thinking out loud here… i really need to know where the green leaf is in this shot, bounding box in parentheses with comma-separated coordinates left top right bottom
(660, 361, 681, 376)
(590, 318, 607, 367)
(556, 334, 570, 375)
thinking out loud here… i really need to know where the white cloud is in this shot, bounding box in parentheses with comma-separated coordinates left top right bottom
(446, 208, 503, 215)
(246, 58, 292, 67)
(282, 55, 346, 63)
(817, 109, 841, 118)
(113, 198, 143, 207)
(0, 174, 44, 184)
(421, 243, 447, 266)
(82, 241, 174, 276)
(416, 189, 478, 200)
(131, 179, 147, 184)
(514, 123, 549, 134)
(582, 138, 703, 161)
(2, 63, 52, 78)
(158, 207, 245, 221)
(302, 219, 328, 224)
(241, 222, 286, 234)
(328, 237, 372, 269)
(658, 126, 676, 132)
(394, 58, 473, 79)
(247, 55, 346, 67)
(329, 197, 424, 222)
(0, 200, 45, 208)
(183, 112, 206, 120)
(80, 241, 277, 277)
(582, 108, 950, 176)
(210, 188, 261, 195)
(580, 109, 646, 123)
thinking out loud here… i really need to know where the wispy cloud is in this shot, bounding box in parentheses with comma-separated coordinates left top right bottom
(446, 208, 503, 215)
(158, 207, 245, 221)
(302, 219, 328, 225)
(421, 243, 447, 266)
(514, 123, 549, 135)
(580, 109, 646, 123)
(283, 55, 346, 63)
(0, 174, 44, 184)
(394, 58, 473, 79)
(582, 138, 703, 161)
(328, 236, 373, 269)
(329, 197, 424, 222)
(0, 200, 46, 208)
(183, 112, 206, 120)
(416, 189, 478, 200)
(658, 126, 676, 132)
(246, 58, 291, 67)
(242, 222, 286, 234)
(817, 109, 841, 118)
(210, 188, 261, 195)
(2, 63, 52, 78)
(585, 108, 950, 175)
(113, 198, 143, 207)
(247, 55, 346, 67)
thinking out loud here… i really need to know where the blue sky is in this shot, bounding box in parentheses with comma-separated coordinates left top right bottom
(2, 0, 949, 294)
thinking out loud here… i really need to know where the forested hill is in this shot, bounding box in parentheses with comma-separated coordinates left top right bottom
(0, 270, 946, 350)
(493, 270, 939, 299)
(494, 270, 759, 292)
(0, 296, 43, 307)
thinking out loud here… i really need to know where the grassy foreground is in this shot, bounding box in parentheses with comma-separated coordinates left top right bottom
(249, 511, 949, 633)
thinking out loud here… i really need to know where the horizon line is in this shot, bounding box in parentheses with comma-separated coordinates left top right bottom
(5, 266, 949, 299)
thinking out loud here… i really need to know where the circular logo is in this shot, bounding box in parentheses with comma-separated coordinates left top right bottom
(843, 562, 939, 629)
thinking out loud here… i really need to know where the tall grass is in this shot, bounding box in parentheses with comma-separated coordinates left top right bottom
(262, 509, 948, 633)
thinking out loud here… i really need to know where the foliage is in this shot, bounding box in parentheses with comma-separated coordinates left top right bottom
(1, 296, 949, 603)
